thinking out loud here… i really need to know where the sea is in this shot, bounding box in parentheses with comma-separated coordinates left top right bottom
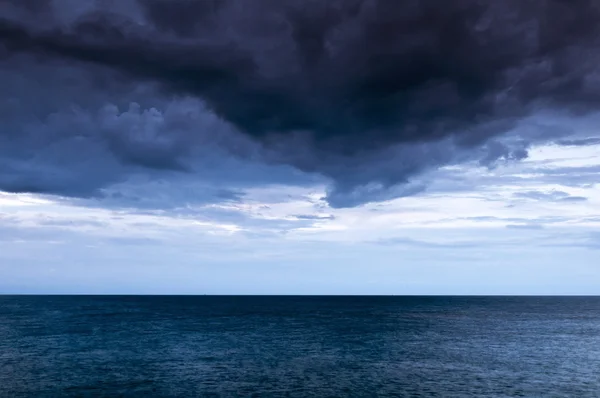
(1, 296, 599, 397)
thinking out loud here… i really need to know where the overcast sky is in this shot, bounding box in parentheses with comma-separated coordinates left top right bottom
(1, 0, 599, 294)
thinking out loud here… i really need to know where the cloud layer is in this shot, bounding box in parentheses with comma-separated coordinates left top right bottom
(2, 0, 600, 207)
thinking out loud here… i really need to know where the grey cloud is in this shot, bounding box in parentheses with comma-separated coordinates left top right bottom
(526, 164, 600, 176)
(513, 190, 588, 202)
(555, 137, 600, 146)
(422, 157, 599, 199)
(34, 217, 108, 228)
(523, 165, 600, 188)
(561, 196, 589, 202)
(215, 189, 246, 202)
(478, 140, 529, 169)
(2, 0, 600, 207)
(293, 214, 335, 221)
(0, 90, 318, 208)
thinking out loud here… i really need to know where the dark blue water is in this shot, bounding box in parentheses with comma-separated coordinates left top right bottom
(1, 296, 599, 397)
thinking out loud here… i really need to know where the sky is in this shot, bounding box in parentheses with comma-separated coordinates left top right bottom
(1, 0, 599, 294)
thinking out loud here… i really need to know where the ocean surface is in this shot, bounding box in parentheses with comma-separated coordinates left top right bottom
(1, 296, 599, 397)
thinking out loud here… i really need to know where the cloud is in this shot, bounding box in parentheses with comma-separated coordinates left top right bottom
(513, 190, 588, 202)
(372, 237, 481, 249)
(505, 224, 545, 230)
(539, 231, 600, 250)
(35, 217, 107, 228)
(0, 91, 318, 208)
(293, 214, 335, 221)
(2, 0, 600, 207)
(555, 138, 600, 147)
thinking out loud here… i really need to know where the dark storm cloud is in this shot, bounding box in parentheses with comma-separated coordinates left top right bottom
(2, 0, 600, 207)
